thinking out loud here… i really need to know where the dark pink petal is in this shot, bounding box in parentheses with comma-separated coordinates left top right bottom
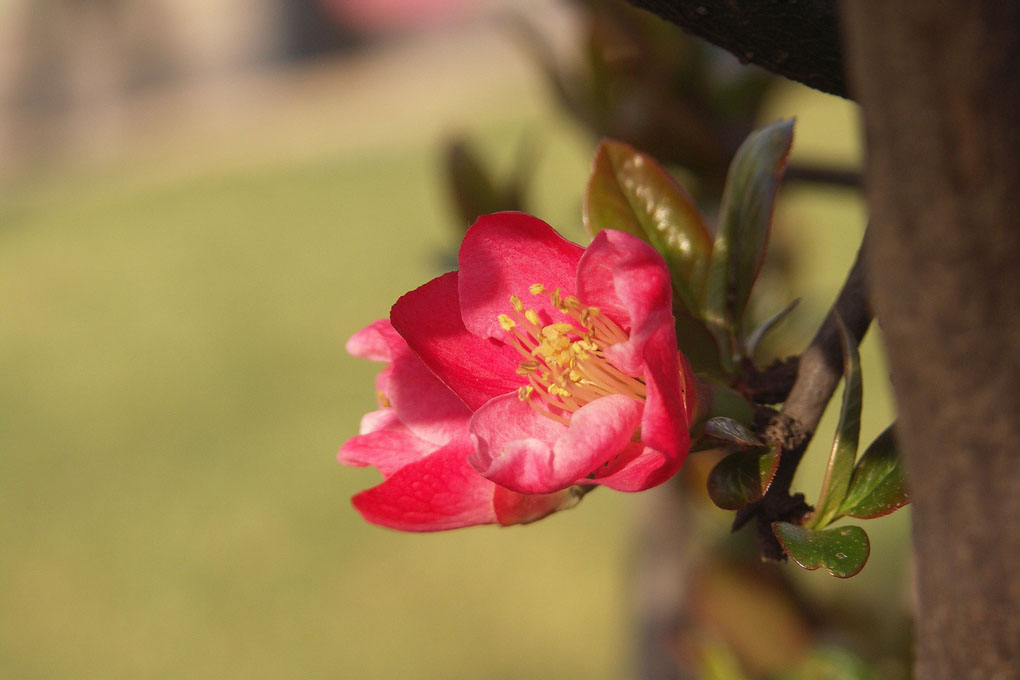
(493, 485, 581, 526)
(578, 229, 673, 375)
(469, 393, 642, 494)
(351, 438, 499, 531)
(391, 271, 521, 410)
(338, 415, 435, 479)
(458, 212, 585, 340)
(388, 352, 471, 446)
(346, 319, 405, 362)
(588, 444, 683, 492)
(636, 325, 690, 464)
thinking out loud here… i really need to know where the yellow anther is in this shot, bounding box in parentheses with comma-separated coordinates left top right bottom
(549, 385, 571, 397)
(552, 288, 562, 308)
(510, 294, 524, 313)
(515, 360, 540, 376)
(498, 314, 516, 331)
(517, 385, 534, 400)
(529, 283, 545, 295)
(563, 296, 581, 309)
(525, 309, 541, 326)
(552, 322, 575, 334)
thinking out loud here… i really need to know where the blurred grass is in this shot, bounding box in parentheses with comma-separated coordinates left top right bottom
(0, 37, 906, 679)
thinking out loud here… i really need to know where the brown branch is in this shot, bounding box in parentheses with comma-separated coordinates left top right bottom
(626, 0, 849, 99)
(735, 229, 873, 558)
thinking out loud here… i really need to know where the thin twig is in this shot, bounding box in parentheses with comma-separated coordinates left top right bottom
(735, 228, 873, 559)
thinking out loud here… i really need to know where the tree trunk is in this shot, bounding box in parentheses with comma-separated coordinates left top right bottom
(839, 3, 1020, 678)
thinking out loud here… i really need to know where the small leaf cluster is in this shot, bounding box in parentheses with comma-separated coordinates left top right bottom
(582, 120, 909, 578)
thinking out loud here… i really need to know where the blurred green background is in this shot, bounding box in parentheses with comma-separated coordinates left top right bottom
(0, 2, 907, 678)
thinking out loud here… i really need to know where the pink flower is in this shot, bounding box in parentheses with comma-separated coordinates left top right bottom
(339, 212, 696, 530)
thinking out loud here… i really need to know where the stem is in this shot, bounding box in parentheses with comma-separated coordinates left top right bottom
(734, 228, 873, 558)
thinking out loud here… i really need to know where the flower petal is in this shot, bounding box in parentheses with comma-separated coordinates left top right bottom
(588, 444, 683, 492)
(388, 351, 471, 446)
(638, 325, 690, 462)
(458, 212, 585, 340)
(338, 414, 435, 479)
(469, 393, 642, 494)
(493, 485, 582, 526)
(351, 438, 498, 531)
(358, 408, 399, 435)
(391, 271, 521, 410)
(578, 229, 674, 375)
(346, 319, 405, 362)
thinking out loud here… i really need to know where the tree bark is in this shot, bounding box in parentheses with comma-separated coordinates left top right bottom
(627, 0, 848, 98)
(839, 3, 1020, 678)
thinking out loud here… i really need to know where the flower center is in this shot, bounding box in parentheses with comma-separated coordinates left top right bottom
(497, 284, 646, 425)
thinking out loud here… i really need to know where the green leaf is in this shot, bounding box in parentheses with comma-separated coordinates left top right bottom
(837, 426, 910, 519)
(707, 445, 780, 510)
(703, 417, 762, 447)
(810, 314, 862, 529)
(772, 522, 870, 579)
(584, 139, 714, 313)
(704, 119, 794, 358)
(699, 379, 755, 425)
(745, 297, 800, 360)
(674, 305, 724, 375)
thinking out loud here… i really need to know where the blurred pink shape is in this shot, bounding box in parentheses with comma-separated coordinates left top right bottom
(320, 0, 475, 33)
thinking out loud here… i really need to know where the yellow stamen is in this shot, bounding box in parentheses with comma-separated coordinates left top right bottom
(501, 281, 647, 422)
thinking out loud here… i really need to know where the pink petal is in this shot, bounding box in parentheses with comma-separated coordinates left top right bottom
(493, 485, 582, 526)
(391, 271, 521, 410)
(346, 319, 405, 362)
(588, 444, 683, 492)
(469, 393, 642, 494)
(458, 212, 585, 340)
(338, 415, 436, 479)
(637, 325, 690, 462)
(388, 352, 471, 446)
(358, 408, 399, 435)
(578, 229, 674, 375)
(351, 438, 498, 531)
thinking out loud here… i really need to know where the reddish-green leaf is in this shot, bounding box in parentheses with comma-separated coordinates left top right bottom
(584, 139, 713, 313)
(810, 314, 862, 529)
(838, 426, 910, 519)
(772, 522, 870, 579)
(707, 445, 780, 510)
(704, 119, 794, 357)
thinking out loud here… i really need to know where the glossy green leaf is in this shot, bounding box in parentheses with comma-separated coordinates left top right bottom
(772, 522, 870, 579)
(707, 445, 780, 510)
(838, 426, 910, 519)
(810, 315, 862, 529)
(584, 139, 714, 313)
(703, 417, 762, 447)
(745, 297, 800, 360)
(704, 119, 794, 355)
